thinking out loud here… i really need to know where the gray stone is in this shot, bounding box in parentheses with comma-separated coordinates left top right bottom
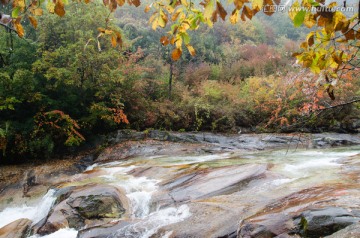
(294, 207, 360, 237)
(324, 223, 360, 238)
(38, 184, 128, 235)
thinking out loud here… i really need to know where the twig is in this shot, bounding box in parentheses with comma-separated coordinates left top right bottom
(0, 22, 17, 34)
(316, 98, 360, 111)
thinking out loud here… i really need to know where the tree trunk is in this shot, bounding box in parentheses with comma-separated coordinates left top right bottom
(168, 61, 173, 99)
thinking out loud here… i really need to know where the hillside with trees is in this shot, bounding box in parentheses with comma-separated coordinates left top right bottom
(0, 0, 360, 162)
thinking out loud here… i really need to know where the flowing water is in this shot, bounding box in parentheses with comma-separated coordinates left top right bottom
(1, 145, 360, 237)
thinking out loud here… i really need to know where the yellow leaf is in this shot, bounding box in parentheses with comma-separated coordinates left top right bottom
(144, 5, 151, 13)
(186, 44, 196, 56)
(171, 48, 182, 61)
(288, 1, 300, 21)
(14, 22, 24, 38)
(204, 0, 214, 20)
(328, 2, 337, 8)
(300, 41, 308, 49)
(170, 37, 176, 45)
(234, 0, 245, 9)
(115, 31, 122, 46)
(303, 13, 316, 28)
(335, 38, 347, 43)
(172, 11, 180, 21)
(230, 9, 239, 24)
(324, 20, 334, 34)
(160, 36, 170, 46)
(180, 0, 188, 7)
(46, 1, 55, 13)
(175, 36, 182, 48)
(54, 0, 65, 17)
(341, 20, 350, 33)
(98, 27, 106, 33)
(105, 29, 113, 34)
(111, 35, 117, 47)
(333, 11, 346, 26)
(116, 0, 125, 6)
(152, 19, 159, 30)
(158, 10, 168, 28)
(252, 0, 263, 13)
(165, 5, 174, 14)
(33, 8, 43, 16)
(28, 16, 38, 29)
(307, 32, 314, 46)
(13, 0, 25, 8)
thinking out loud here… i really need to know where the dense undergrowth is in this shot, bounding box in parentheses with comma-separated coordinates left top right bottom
(0, 2, 359, 162)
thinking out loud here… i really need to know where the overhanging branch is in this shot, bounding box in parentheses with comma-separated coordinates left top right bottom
(0, 21, 17, 33)
(317, 98, 360, 111)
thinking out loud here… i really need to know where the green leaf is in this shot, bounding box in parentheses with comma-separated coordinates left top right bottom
(294, 10, 306, 27)
(12, 6, 20, 18)
(182, 33, 190, 45)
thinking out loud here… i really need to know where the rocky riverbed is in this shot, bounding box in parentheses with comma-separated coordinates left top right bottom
(1, 131, 360, 238)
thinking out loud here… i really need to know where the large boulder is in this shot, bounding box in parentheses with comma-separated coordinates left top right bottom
(237, 214, 296, 238)
(293, 207, 360, 237)
(67, 194, 125, 219)
(37, 184, 128, 235)
(237, 207, 360, 238)
(324, 223, 360, 238)
(0, 218, 32, 238)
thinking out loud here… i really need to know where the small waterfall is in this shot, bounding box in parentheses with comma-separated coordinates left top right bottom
(0, 189, 56, 229)
(93, 163, 191, 236)
(93, 163, 159, 218)
(110, 204, 191, 238)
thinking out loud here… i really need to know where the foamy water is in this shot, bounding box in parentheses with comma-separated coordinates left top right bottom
(87, 163, 159, 218)
(116, 176, 159, 218)
(110, 204, 191, 238)
(29, 228, 78, 238)
(0, 189, 56, 229)
(2, 146, 359, 237)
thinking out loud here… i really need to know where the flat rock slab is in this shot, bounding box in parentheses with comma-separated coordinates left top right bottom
(168, 164, 268, 202)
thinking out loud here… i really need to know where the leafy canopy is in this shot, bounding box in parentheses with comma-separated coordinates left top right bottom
(0, 0, 359, 84)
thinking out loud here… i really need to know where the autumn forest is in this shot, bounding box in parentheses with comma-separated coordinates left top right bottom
(1, 0, 360, 162)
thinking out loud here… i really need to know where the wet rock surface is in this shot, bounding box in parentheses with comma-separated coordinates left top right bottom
(294, 207, 360, 237)
(0, 219, 32, 238)
(38, 185, 128, 235)
(237, 206, 360, 238)
(0, 131, 360, 238)
(324, 223, 360, 238)
(167, 164, 267, 202)
(77, 220, 133, 238)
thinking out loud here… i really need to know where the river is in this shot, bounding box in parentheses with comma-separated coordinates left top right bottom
(1, 132, 360, 238)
